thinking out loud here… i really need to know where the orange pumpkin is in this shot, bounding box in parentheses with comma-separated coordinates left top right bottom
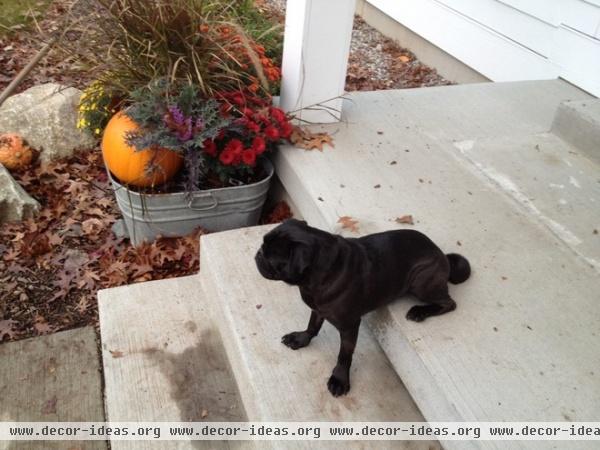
(0, 133, 34, 171)
(101, 112, 183, 187)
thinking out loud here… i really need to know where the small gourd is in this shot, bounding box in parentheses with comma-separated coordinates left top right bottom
(0, 133, 34, 171)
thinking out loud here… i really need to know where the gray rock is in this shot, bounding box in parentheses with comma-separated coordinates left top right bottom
(0, 83, 95, 165)
(0, 164, 40, 223)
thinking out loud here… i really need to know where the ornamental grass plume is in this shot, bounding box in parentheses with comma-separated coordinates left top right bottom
(59, 0, 278, 101)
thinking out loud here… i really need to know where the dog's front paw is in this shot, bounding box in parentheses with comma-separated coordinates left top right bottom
(281, 331, 311, 350)
(406, 305, 431, 322)
(327, 374, 350, 397)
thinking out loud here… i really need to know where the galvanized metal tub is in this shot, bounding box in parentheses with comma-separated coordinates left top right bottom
(109, 158, 274, 246)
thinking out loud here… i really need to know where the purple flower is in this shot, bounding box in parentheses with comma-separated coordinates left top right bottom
(178, 117, 193, 142)
(164, 105, 194, 142)
(168, 105, 185, 124)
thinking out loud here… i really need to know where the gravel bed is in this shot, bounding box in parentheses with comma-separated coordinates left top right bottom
(256, 0, 452, 91)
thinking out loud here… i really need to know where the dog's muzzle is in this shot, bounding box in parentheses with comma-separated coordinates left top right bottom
(255, 248, 277, 280)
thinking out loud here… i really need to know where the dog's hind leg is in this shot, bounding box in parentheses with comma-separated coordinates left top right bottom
(406, 285, 456, 323)
(282, 310, 324, 350)
(327, 320, 360, 397)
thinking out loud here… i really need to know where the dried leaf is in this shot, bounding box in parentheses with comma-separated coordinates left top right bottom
(33, 316, 53, 334)
(263, 201, 292, 224)
(338, 216, 359, 232)
(0, 319, 18, 341)
(395, 215, 414, 225)
(109, 350, 124, 358)
(81, 218, 104, 237)
(22, 231, 51, 256)
(289, 126, 334, 151)
(41, 396, 58, 415)
(131, 263, 153, 280)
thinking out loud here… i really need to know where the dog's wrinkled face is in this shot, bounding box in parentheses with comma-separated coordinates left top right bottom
(255, 219, 314, 285)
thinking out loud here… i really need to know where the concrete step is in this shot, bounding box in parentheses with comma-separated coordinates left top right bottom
(200, 226, 440, 450)
(552, 99, 600, 164)
(0, 327, 106, 450)
(98, 241, 438, 450)
(275, 80, 600, 449)
(98, 276, 247, 450)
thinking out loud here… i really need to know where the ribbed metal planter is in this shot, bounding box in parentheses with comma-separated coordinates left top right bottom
(109, 158, 273, 246)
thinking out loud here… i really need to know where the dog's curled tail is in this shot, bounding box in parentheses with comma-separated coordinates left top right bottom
(446, 253, 471, 284)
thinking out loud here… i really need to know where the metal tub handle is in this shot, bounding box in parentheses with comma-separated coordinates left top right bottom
(187, 192, 219, 211)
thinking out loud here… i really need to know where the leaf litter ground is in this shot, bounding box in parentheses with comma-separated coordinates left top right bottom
(0, 150, 291, 343)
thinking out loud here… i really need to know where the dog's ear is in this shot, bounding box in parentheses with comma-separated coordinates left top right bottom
(284, 218, 308, 228)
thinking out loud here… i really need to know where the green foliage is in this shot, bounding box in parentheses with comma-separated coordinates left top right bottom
(233, 0, 283, 63)
(0, 0, 51, 35)
(125, 79, 229, 155)
(124, 79, 231, 193)
(233, 0, 283, 94)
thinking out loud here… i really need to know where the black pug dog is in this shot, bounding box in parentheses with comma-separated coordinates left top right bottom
(254, 219, 471, 397)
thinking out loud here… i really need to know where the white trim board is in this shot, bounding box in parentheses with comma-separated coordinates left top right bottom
(366, 0, 600, 97)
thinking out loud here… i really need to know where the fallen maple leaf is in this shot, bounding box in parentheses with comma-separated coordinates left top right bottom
(289, 126, 334, 151)
(47, 233, 64, 247)
(78, 269, 101, 290)
(0, 319, 18, 341)
(33, 316, 53, 334)
(338, 216, 359, 232)
(395, 215, 414, 225)
(81, 218, 104, 237)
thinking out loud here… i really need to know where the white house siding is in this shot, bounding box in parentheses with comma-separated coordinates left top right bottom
(366, 0, 600, 96)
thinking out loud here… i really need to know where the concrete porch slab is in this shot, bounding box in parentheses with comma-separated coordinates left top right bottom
(451, 132, 600, 270)
(0, 327, 106, 450)
(274, 80, 600, 449)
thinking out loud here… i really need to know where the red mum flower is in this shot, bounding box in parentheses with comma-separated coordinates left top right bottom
(251, 136, 266, 154)
(270, 107, 286, 124)
(264, 125, 280, 141)
(203, 139, 217, 156)
(219, 149, 235, 165)
(242, 148, 257, 166)
(279, 121, 293, 139)
(231, 92, 245, 106)
(224, 138, 243, 156)
(246, 121, 260, 133)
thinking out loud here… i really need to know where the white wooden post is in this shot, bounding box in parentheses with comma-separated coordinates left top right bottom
(279, 0, 357, 123)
